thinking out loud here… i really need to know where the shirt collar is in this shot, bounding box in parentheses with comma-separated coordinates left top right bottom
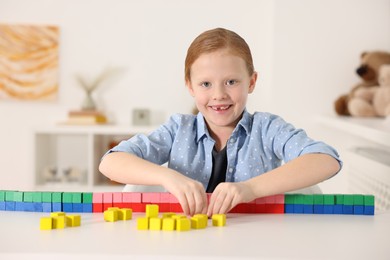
(235, 109, 251, 135)
(196, 112, 209, 142)
(195, 109, 251, 142)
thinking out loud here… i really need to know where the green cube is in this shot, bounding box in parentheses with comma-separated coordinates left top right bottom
(353, 195, 364, 205)
(62, 192, 73, 203)
(32, 192, 42, 202)
(5, 191, 15, 201)
(0, 191, 5, 202)
(23, 192, 34, 202)
(343, 195, 354, 206)
(284, 194, 295, 204)
(83, 193, 93, 203)
(313, 195, 323, 205)
(72, 193, 82, 203)
(335, 194, 344, 204)
(13, 192, 24, 202)
(303, 195, 314, 205)
(52, 192, 62, 203)
(294, 194, 304, 204)
(42, 192, 52, 203)
(364, 195, 375, 206)
(323, 195, 335, 205)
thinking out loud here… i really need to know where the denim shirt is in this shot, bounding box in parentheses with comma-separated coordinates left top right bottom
(107, 110, 342, 189)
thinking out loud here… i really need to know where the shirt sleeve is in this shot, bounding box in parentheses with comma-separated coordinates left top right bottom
(262, 113, 342, 169)
(103, 115, 181, 165)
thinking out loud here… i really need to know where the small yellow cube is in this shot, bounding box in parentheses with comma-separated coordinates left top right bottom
(104, 209, 118, 222)
(145, 204, 159, 218)
(119, 208, 132, 220)
(212, 214, 226, 227)
(137, 217, 149, 230)
(176, 217, 190, 231)
(162, 218, 175, 231)
(66, 215, 81, 227)
(53, 216, 66, 229)
(191, 214, 208, 229)
(40, 217, 53, 230)
(149, 217, 162, 230)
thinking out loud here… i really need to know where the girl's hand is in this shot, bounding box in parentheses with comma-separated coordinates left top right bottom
(162, 169, 207, 216)
(207, 182, 256, 216)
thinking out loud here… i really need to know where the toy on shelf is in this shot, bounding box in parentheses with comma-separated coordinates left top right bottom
(348, 64, 390, 117)
(334, 51, 390, 116)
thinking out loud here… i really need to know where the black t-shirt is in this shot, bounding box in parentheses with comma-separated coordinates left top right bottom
(206, 146, 228, 193)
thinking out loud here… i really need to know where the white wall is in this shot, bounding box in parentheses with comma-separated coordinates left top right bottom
(0, 0, 389, 191)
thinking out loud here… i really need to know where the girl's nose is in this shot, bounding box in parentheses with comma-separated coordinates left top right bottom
(212, 85, 227, 100)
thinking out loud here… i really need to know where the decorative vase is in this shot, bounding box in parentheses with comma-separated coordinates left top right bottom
(81, 92, 96, 111)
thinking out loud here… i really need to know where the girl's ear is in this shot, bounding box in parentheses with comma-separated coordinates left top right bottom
(186, 80, 195, 97)
(248, 72, 258, 93)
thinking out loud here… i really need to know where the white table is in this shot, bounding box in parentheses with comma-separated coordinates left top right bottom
(0, 211, 389, 260)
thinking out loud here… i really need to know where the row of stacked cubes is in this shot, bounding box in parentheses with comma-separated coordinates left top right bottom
(0, 190, 374, 215)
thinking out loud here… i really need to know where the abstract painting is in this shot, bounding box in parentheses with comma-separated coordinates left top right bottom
(0, 24, 59, 101)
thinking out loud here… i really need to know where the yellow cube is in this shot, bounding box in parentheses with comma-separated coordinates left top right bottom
(66, 215, 81, 227)
(40, 217, 53, 230)
(176, 217, 190, 231)
(145, 204, 159, 218)
(191, 214, 208, 229)
(137, 217, 149, 230)
(149, 217, 162, 230)
(53, 216, 66, 229)
(212, 214, 226, 227)
(119, 208, 132, 220)
(104, 209, 118, 222)
(162, 218, 175, 231)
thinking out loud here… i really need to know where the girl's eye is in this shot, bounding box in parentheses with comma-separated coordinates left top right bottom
(226, 80, 236, 86)
(201, 82, 211, 88)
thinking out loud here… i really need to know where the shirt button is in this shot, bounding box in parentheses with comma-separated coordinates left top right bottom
(230, 138, 235, 143)
(229, 167, 234, 173)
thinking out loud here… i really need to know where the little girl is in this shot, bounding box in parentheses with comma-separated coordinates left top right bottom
(99, 28, 342, 216)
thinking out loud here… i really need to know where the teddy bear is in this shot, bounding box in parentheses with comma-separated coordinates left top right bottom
(334, 51, 390, 116)
(347, 64, 390, 117)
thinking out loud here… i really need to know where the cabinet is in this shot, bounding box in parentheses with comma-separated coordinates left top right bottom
(34, 125, 156, 191)
(318, 116, 390, 211)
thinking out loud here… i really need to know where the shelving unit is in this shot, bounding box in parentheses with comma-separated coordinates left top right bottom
(317, 115, 390, 211)
(34, 125, 156, 191)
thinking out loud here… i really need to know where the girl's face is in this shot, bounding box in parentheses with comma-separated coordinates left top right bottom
(186, 49, 257, 134)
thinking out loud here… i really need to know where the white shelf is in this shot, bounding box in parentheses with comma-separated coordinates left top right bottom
(317, 115, 390, 147)
(34, 124, 157, 191)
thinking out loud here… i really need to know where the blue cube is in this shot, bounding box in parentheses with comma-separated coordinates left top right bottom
(303, 205, 313, 214)
(52, 202, 62, 212)
(63, 203, 73, 212)
(42, 202, 52, 212)
(364, 206, 374, 215)
(313, 205, 324, 214)
(73, 203, 83, 212)
(323, 205, 334, 214)
(343, 205, 354, 215)
(83, 203, 93, 213)
(285, 204, 294, 214)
